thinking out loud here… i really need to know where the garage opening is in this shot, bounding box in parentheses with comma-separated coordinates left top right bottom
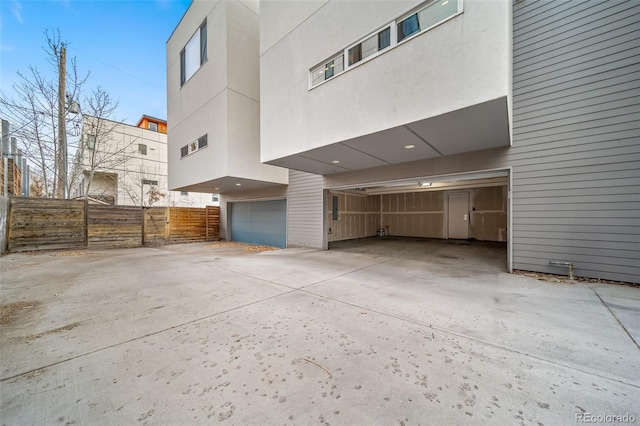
(229, 199, 287, 248)
(326, 171, 509, 270)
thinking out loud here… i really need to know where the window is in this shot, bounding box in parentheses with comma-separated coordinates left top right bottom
(397, 13, 420, 42)
(86, 135, 96, 150)
(180, 19, 207, 86)
(148, 122, 158, 132)
(332, 196, 339, 221)
(138, 144, 147, 155)
(398, 0, 460, 42)
(309, 0, 461, 87)
(180, 134, 208, 158)
(181, 191, 189, 196)
(197, 134, 208, 149)
(311, 53, 344, 87)
(348, 27, 391, 66)
(212, 194, 219, 202)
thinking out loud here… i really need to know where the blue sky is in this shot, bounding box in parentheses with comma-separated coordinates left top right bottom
(1, 0, 192, 125)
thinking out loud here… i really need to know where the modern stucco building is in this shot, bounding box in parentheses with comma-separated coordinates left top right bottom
(167, 0, 640, 283)
(70, 114, 217, 207)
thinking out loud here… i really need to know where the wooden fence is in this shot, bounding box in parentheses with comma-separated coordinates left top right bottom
(8, 198, 86, 252)
(2, 197, 220, 253)
(88, 205, 143, 249)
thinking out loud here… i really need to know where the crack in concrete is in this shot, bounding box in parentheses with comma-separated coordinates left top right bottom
(592, 287, 640, 352)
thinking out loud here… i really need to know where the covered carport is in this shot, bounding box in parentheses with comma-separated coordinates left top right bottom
(325, 170, 511, 271)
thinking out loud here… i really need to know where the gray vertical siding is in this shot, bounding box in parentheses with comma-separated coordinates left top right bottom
(286, 170, 324, 248)
(511, 0, 640, 282)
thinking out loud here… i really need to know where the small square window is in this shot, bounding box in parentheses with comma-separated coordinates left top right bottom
(86, 135, 96, 150)
(181, 145, 188, 158)
(212, 194, 219, 202)
(138, 144, 147, 155)
(148, 122, 158, 132)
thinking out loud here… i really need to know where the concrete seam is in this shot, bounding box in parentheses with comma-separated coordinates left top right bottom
(592, 287, 640, 351)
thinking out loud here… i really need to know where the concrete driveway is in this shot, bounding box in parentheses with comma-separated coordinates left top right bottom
(1, 242, 638, 425)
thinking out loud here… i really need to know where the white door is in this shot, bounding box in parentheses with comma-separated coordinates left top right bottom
(448, 192, 469, 239)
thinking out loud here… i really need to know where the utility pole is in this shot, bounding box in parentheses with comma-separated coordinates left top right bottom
(57, 43, 67, 198)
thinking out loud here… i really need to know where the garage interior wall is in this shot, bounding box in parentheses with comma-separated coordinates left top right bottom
(327, 186, 507, 243)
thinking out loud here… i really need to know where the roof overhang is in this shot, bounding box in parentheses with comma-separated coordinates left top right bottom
(172, 176, 287, 194)
(265, 97, 510, 175)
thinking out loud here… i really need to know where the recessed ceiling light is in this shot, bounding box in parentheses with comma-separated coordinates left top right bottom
(332, 160, 340, 164)
(235, 183, 242, 186)
(404, 144, 415, 149)
(214, 187, 219, 190)
(418, 182, 432, 187)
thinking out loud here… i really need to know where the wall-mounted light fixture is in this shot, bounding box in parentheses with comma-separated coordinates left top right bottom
(418, 181, 432, 187)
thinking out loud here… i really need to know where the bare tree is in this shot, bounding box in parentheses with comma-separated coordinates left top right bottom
(70, 87, 139, 202)
(0, 30, 88, 198)
(116, 165, 168, 207)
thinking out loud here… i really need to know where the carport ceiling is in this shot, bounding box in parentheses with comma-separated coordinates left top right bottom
(174, 176, 287, 194)
(266, 97, 510, 175)
(334, 175, 509, 196)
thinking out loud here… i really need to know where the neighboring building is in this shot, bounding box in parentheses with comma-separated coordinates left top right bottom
(167, 0, 640, 283)
(70, 115, 218, 207)
(1, 119, 30, 197)
(137, 115, 168, 134)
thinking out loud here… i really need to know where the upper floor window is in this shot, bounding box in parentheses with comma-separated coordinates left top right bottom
(180, 134, 208, 158)
(349, 27, 391, 66)
(138, 144, 147, 155)
(148, 122, 158, 132)
(311, 53, 344, 87)
(398, 0, 459, 42)
(310, 0, 461, 88)
(180, 19, 207, 86)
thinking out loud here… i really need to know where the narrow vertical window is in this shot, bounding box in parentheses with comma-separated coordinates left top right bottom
(348, 45, 362, 66)
(200, 21, 207, 64)
(180, 50, 186, 85)
(325, 60, 335, 80)
(332, 196, 339, 221)
(378, 27, 391, 50)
